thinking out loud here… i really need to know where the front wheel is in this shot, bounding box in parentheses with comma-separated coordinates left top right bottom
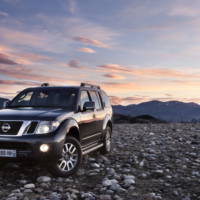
(49, 137, 82, 177)
(100, 126, 112, 154)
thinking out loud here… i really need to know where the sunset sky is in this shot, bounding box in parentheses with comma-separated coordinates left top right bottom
(1, 0, 200, 105)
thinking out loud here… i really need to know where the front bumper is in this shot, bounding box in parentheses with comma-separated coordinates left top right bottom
(0, 132, 64, 162)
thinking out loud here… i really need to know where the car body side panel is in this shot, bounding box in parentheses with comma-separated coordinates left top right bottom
(102, 107, 113, 131)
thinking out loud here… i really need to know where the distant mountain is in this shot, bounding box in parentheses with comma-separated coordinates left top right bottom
(113, 100, 200, 122)
(0, 98, 9, 108)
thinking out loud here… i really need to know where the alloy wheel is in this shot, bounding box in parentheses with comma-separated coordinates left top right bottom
(57, 143, 78, 172)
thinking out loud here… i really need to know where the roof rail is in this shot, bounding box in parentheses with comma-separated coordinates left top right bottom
(41, 83, 49, 87)
(80, 82, 100, 89)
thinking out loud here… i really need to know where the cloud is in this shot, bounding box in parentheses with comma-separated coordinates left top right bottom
(78, 47, 96, 54)
(0, 79, 37, 86)
(0, 45, 53, 65)
(0, 64, 72, 85)
(110, 95, 149, 105)
(103, 73, 125, 80)
(0, 27, 43, 50)
(98, 64, 132, 73)
(73, 36, 111, 48)
(0, 11, 9, 17)
(13, 52, 52, 65)
(169, 2, 200, 17)
(98, 63, 200, 79)
(67, 59, 82, 68)
(0, 53, 18, 65)
(101, 82, 141, 93)
(0, 45, 12, 53)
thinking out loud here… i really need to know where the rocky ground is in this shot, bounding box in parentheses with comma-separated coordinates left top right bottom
(1, 123, 200, 200)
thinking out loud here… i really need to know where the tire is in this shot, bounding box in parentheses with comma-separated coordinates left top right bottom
(100, 126, 112, 154)
(48, 137, 82, 177)
(0, 160, 7, 169)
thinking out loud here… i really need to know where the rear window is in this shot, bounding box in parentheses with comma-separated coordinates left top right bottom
(100, 91, 111, 108)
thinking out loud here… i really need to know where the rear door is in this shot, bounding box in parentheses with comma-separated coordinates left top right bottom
(88, 90, 105, 140)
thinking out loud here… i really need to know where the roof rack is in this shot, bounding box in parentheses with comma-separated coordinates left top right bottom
(80, 82, 100, 89)
(41, 83, 49, 87)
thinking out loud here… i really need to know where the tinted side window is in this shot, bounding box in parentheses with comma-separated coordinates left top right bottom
(89, 91, 102, 110)
(80, 90, 90, 110)
(101, 91, 111, 108)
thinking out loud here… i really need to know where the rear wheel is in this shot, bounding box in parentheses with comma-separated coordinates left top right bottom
(100, 126, 112, 154)
(49, 137, 82, 177)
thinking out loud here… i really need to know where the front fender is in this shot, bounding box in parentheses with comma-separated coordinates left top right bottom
(53, 118, 79, 143)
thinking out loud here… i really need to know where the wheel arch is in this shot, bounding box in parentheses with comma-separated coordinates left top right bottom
(67, 126, 80, 141)
(64, 118, 80, 141)
(107, 120, 112, 131)
(103, 114, 113, 133)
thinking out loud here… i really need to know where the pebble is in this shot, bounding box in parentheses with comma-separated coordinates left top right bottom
(24, 183, 35, 189)
(37, 176, 51, 183)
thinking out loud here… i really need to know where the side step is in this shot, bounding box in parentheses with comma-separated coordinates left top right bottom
(82, 143, 103, 155)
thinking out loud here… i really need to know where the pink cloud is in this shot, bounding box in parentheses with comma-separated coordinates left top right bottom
(98, 63, 200, 79)
(78, 47, 96, 53)
(0, 79, 37, 86)
(103, 73, 125, 80)
(73, 36, 110, 48)
(0, 53, 18, 65)
(0, 64, 72, 85)
(98, 64, 132, 73)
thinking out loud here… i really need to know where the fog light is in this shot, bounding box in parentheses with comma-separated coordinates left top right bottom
(40, 144, 49, 152)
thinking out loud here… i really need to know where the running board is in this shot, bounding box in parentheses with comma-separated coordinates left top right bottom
(82, 143, 103, 155)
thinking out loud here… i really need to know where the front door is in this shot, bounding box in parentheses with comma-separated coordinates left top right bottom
(78, 90, 96, 145)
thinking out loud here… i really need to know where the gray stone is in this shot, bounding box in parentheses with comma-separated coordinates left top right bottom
(37, 176, 51, 183)
(24, 183, 35, 189)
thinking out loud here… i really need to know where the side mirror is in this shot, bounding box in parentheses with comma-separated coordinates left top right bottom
(83, 101, 95, 112)
(3, 100, 10, 109)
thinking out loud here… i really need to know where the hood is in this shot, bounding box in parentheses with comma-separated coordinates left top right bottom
(0, 107, 74, 121)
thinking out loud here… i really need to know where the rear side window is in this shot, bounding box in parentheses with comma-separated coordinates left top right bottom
(80, 90, 90, 110)
(100, 91, 111, 108)
(89, 91, 102, 110)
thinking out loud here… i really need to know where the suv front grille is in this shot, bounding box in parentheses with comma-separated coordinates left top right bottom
(27, 122, 38, 134)
(0, 121, 23, 135)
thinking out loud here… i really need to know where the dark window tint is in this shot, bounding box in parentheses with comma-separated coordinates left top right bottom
(15, 91, 33, 106)
(89, 91, 102, 110)
(80, 90, 90, 110)
(101, 91, 111, 108)
(10, 88, 78, 109)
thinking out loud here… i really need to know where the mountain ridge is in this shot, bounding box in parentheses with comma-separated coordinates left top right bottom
(113, 100, 200, 122)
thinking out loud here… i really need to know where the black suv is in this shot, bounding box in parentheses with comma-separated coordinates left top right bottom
(0, 83, 113, 176)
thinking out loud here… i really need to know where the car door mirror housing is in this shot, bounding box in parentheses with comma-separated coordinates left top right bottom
(83, 101, 95, 112)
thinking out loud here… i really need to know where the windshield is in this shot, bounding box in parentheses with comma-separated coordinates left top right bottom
(9, 88, 78, 109)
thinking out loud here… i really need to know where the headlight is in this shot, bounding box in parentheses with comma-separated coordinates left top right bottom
(35, 121, 60, 134)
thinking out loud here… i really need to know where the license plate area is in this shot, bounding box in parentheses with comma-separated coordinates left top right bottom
(0, 149, 16, 157)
